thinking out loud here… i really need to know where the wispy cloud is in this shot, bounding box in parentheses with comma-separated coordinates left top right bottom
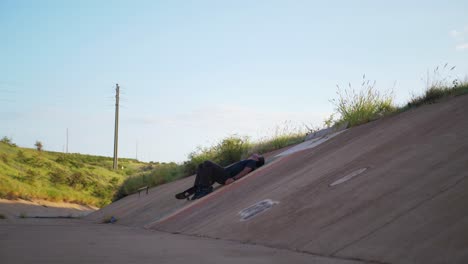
(450, 26, 468, 51)
(456, 43, 468, 51)
(127, 104, 330, 138)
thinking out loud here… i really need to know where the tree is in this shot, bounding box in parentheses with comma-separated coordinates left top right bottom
(1, 136, 17, 147)
(35, 141, 43, 151)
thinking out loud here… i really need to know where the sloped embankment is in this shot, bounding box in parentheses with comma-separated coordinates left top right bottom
(88, 95, 468, 264)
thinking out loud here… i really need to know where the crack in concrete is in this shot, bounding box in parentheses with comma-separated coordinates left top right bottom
(330, 174, 468, 257)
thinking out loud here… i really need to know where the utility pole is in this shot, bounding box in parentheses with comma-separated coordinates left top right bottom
(66, 128, 69, 153)
(113, 84, 120, 170)
(136, 140, 138, 161)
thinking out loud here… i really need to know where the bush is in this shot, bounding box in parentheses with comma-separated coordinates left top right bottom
(185, 136, 250, 175)
(1, 153, 8, 164)
(16, 150, 27, 162)
(331, 75, 396, 127)
(1, 136, 17, 147)
(68, 172, 87, 189)
(46, 189, 61, 202)
(49, 169, 68, 185)
(214, 137, 250, 166)
(24, 169, 40, 184)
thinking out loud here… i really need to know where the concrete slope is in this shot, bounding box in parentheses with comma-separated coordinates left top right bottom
(85, 148, 292, 226)
(147, 95, 468, 264)
(85, 176, 195, 227)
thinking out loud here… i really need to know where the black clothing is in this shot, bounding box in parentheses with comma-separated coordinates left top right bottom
(194, 161, 228, 187)
(224, 159, 257, 179)
(194, 159, 258, 188)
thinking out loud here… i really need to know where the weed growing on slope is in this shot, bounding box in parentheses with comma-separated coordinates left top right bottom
(249, 122, 306, 154)
(405, 64, 468, 109)
(331, 75, 396, 127)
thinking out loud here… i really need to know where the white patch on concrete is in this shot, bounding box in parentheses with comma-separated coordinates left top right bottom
(275, 130, 347, 158)
(239, 199, 279, 221)
(329, 168, 368, 187)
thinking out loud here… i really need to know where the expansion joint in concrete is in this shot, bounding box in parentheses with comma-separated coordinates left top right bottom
(330, 174, 468, 257)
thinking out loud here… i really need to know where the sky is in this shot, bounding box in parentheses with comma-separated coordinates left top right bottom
(1, 0, 467, 162)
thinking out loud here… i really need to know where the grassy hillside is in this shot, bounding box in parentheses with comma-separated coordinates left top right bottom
(0, 141, 147, 207)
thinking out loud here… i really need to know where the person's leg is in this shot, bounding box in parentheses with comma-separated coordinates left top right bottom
(191, 161, 227, 200)
(194, 160, 227, 187)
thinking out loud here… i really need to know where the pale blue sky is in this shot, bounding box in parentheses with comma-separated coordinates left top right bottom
(1, 0, 467, 162)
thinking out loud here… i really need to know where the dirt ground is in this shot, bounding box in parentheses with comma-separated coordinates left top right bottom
(0, 198, 97, 220)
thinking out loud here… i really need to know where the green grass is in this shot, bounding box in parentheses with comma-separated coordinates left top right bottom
(404, 81, 468, 110)
(330, 67, 468, 128)
(331, 75, 396, 127)
(114, 162, 185, 200)
(0, 142, 148, 207)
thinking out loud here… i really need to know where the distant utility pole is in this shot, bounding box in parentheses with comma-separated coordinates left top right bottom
(66, 128, 69, 153)
(113, 84, 120, 170)
(136, 141, 138, 161)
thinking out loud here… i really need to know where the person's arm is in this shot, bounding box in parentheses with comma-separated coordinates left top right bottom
(224, 167, 252, 185)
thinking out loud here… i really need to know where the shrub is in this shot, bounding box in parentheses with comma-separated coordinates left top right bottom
(5, 191, 19, 199)
(0, 153, 8, 164)
(93, 186, 110, 199)
(68, 172, 87, 189)
(49, 169, 68, 185)
(16, 150, 27, 162)
(24, 169, 40, 184)
(46, 189, 61, 202)
(184, 135, 251, 175)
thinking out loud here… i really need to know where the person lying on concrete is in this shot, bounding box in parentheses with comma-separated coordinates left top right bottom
(175, 154, 265, 200)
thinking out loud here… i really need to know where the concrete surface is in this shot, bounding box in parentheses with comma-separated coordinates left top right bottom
(275, 130, 346, 157)
(148, 95, 468, 264)
(4, 95, 468, 264)
(305, 121, 349, 141)
(85, 176, 195, 226)
(0, 219, 365, 264)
